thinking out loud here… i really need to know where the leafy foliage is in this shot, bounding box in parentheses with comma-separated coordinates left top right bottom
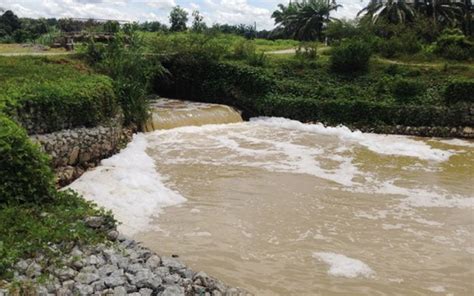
(391, 77, 426, 101)
(434, 28, 473, 60)
(169, 6, 188, 32)
(0, 189, 114, 278)
(0, 114, 54, 204)
(271, 0, 341, 41)
(83, 27, 163, 128)
(444, 78, 474, 104)
(0, 56, 118, 133)
(330, 39, 372, 73)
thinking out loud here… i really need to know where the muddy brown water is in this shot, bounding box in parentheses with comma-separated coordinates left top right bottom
(71, 99, 474, 295)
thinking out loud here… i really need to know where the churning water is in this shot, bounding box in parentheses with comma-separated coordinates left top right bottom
(69, 99, 474, 295)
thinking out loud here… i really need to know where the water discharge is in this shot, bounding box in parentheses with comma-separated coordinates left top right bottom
(69, 99, 474, 295)
(143, 99, 243, 131)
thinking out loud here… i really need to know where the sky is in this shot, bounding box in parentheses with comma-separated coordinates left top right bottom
(1, 0, 370, 30)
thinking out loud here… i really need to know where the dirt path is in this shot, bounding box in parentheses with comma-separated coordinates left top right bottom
(0, 52, 74, 56)
(265, 48, 296, 55)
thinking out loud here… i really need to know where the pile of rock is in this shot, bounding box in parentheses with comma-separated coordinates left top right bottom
(1, 218, 250, 296)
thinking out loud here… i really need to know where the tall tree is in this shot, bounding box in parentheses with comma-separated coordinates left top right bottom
(0, 10, 21, 34)
(191, 10, 207, 33)
(169, 6, 188, 32)
(358, 0, 417, 24)
(272, 0, 341, 41)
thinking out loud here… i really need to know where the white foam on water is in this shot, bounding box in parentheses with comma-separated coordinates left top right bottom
(427, 285, 446, 293)
(250, 117, 453, 162)
(145, 119, 473, 210)
(348, 179, 474, 209)
(66, 134, 186, 236)
(184, 232, 212, 237)
(433, 138, 474, 148)
(312, 252, 375, 278)
(147, 123, 360, 187)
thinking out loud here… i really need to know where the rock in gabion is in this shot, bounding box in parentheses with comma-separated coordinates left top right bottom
(6, 232, 251, 296)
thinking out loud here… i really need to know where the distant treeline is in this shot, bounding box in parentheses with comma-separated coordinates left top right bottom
(0, 8, 271, 44)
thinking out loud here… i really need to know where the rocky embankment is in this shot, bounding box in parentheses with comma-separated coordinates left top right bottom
(0, 217, 249, 296)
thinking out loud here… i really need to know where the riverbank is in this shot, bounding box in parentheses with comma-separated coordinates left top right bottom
(1, 217, 248, 296)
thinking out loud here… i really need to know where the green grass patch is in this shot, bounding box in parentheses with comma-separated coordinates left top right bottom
(0, 190, 114, 280)
(254, 39, 299, 52)
(0, 56, 119, 133)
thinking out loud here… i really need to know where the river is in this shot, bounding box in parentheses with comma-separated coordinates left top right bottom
(69, 99, 474, 295)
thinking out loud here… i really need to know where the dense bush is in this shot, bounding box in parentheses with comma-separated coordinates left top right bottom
(434, 29, 473, 61)
(233, 39, 257, 59)
(330, 39, 372, 73)
(378, 32, 422, 58)
(1, 76, 118, 133)
(151, 32, 231, 61)
(0, 56, 119, 133)
(232, 39, 267, 66)
(84, 28, 165, 128)
(444, 78, 474, 104)
(0, 114, 55, 204)
(154, 57, 273, 115)
(256, 96, 471, 127)
(392, 77, 426, 101)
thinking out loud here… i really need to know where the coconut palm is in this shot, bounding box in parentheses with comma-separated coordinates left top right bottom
(358, 0, 417, 24)
(418, 0, 466, 27)
(272, 0, 342, 41)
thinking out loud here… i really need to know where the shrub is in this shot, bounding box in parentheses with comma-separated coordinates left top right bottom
(295, 42, 318, 60)
(256, 96, 471, 127)
(378, 38, 400, 58)
(154, 58, 273, 114)
(330, 39, 372, 73)
(90, 28, 165, 128)
(392, 78, 426, 101)
(233, 39, 257, 59)
(444, 78, 474, 104)
(2, 76, 118, 134)
(0, 56, 119, 134)
(434, 29, 473, 61)
(0, 114, 55, 204)
(151, 32, 230, 62)
(246, 52, 267, 67)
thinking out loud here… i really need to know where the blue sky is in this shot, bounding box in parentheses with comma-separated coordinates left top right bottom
(2, 1, 369, 30)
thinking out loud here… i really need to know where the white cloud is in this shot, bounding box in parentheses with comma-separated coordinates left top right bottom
(1, 0, 370, 29)
(144, 0, 176, 9)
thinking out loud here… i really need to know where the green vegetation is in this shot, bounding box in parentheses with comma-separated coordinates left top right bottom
(0, 190, 114, 279)
(330, 39, 372, 73)
(0, 114, 54, 204)
(0, 56, 118, 133)
(82, 27, 164, 127)
(0, 0, 473, 284)
(147, 31, 472, 128)
(0, 115, 114, 278)
(444, 78, 474, 104)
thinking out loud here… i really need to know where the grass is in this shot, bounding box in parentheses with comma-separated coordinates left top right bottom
(0, 55, 118, 134)
(237, 47, 473, 108)
(0, 55, 91, 83)
(0, 190, 114, 281)
(254, 38, 300, 52)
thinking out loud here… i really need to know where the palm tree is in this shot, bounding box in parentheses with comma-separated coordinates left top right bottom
(358, 0, 417, 24)
(271, 2, 300, 38)
(417, 0, 465, 26)
(272, 0, 341, 41)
